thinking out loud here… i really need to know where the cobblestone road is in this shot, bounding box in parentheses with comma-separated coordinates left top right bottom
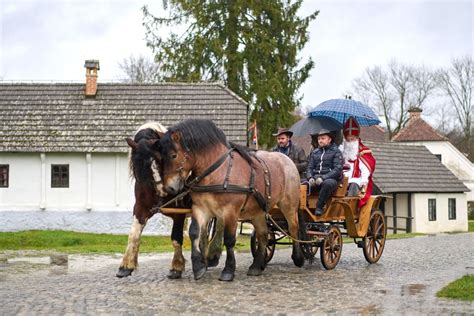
(1, 233, 473, 315)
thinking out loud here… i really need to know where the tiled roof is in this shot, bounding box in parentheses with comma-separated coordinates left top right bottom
(392, 117, 447, 142)
(367, 141, 469, 193)
(360, 125, 387, 143)
(0, 83, 248, 153)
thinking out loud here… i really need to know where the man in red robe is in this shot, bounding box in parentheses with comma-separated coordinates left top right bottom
(340, 117, 376, 208)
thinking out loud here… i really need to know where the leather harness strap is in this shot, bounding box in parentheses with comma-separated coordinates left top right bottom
(189, 148, 270, 212)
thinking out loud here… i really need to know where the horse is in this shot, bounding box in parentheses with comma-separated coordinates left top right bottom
(116, 122, 188, 279)
(158, 119, 305, 281)
(116, 122, 224, 279)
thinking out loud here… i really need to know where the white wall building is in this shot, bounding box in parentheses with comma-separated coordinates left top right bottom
(369, 141, 469, 234)
(393, 108, 474, 205)
(0, 60, 248, 234)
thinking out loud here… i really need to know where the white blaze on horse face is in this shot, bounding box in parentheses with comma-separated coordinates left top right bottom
(151, 160, 167, 197)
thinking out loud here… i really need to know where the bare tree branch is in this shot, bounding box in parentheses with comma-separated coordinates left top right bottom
(436, 55, 473, 160)
(118, 55, 160, 83)
(351, 60, 436, 139)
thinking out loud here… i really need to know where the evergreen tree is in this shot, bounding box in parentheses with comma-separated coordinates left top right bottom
(142, 0, 318, 146)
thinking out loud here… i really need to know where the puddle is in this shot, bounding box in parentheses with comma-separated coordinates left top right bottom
(401, 283, 426, 296)
(0, 252, 173, 278)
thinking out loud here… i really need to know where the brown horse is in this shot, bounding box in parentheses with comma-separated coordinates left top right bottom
(159, 119, 305, 281)
(116, 122, 188, 279)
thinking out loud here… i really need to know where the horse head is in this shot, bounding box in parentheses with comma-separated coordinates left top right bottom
(127, 123, 167, 197)
(159, 119, 228, 195)
(159, 130, 194, 195)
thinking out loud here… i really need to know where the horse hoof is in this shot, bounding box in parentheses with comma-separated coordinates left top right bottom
(116, 267, 133, 278)
(194, 267, 207, 280)
(292, 255, 305, 268)
(167, 269, 182, 279)
(219, 272, 234, 282)
(207, 256, 220, 268)
(247, 268, 263, 276)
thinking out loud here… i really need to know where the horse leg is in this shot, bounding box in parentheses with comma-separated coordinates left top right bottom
(117, 212, 149, 278)
(219, 217, 238, 282)
(189, 210, 211, 280)
(207, 217, 224, 268)
(247, 213, 268, 276)
(280, 201, 305, 268)
(167, 213, 186, 279)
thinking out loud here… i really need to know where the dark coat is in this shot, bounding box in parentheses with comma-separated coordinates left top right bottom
(272, 142, 308, 177)
(306, 142, 343, 181)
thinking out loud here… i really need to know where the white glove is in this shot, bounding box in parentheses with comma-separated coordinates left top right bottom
(315, 177, 324, 185)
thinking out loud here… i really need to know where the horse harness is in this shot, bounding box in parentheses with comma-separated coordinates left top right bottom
(158, 148, 272, 213)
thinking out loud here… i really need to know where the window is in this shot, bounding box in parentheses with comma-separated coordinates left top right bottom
(428, 199, 436, 221)
(434, 154, 442, 161)
(448, 198, 456, 220)
(51, 164, 69, 188)
(0, 165, 8, 187)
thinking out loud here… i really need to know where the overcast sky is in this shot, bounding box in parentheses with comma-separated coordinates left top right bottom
(1, 0, 472, 117)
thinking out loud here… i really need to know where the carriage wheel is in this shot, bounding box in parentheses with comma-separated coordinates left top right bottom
(250, 229, 276, 264)
(320, 225, 342, 270)
(363, 210, 386, 264)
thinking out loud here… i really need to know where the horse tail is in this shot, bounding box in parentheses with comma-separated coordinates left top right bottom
(229, 142, 255, 167)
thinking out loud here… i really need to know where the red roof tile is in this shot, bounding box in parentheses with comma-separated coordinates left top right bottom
(393, 116, 447, 142)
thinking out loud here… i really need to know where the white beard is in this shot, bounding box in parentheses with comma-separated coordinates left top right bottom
(342, 140, 359, 161)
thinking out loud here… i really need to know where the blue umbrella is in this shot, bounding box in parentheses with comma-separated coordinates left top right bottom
(309, 99, 381, 126)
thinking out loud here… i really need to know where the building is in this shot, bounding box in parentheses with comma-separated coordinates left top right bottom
(369, 141, 469, 234)
(0, 60, 248, 234)
(393, 108, 474, 208)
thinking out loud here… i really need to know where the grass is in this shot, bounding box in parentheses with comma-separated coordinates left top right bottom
(0, 230, 251, 254)
(437, 275, 474, 301)
(468, 220, 474, 232)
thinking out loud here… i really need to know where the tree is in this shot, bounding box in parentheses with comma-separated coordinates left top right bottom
(119, 55, 159, 83)
(351, 60, 437, 139)
(142, 0, 318, 146)
(436, 56, 473, 160)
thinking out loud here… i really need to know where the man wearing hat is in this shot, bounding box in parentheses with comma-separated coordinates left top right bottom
(271, 127, 308, 179)
(340, 117, 376, 208)
(306, 129, 343, 216)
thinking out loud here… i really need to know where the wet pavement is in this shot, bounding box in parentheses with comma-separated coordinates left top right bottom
(0, 233, 473, 315)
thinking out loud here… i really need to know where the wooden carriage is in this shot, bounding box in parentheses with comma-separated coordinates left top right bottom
(250, 177, 387, 270)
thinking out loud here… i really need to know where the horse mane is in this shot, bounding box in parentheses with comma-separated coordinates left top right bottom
(161, 119, 227, 154)
(129, 122, 167, 185)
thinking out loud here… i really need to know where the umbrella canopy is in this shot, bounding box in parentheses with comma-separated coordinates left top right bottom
(309, 99, 381, 126)
(290, 116, 342, 136)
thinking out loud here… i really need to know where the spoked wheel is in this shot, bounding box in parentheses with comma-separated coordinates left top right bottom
(363, 210, 387, 263)
(320, 225, 343, 270)
(250, 229, 276, 264)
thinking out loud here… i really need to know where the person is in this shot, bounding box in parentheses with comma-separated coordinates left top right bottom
(271, 127, 308, 179)
(339, 117, 376, 208)
(306, 129, 343, 216)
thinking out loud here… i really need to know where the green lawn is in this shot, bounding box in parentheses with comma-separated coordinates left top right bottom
(469, 220, 474, 232)
(437, 275, 474, 301)
(0, 230, 251, 254)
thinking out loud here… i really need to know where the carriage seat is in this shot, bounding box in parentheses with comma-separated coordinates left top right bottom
(301, 176, 349, 210)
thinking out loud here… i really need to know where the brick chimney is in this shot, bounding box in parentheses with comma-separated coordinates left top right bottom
(408, 107, 422, 120)
(84, 60, 100, 97)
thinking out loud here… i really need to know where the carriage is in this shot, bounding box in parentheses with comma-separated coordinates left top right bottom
(250, 177, 387, 270)
(118, 116, 385, 281)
